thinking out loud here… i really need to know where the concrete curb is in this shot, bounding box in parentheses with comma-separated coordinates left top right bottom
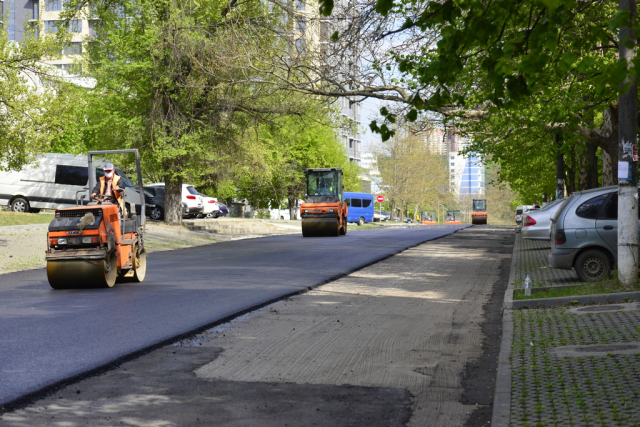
(491, 309, 513, 427)
(511, 291, 640, 309)
(0, 224, 49, 231)
(492, 232, 517, 427)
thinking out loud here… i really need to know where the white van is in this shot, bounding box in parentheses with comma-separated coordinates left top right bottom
(0, 153, 151, 213)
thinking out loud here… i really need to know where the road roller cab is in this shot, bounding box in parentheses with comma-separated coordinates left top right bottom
(45, 149, 147, 289)
(471, 198, 487, 225)
(445, 210, 462, 225)
(300, 168, 348, 237)
(420, 210, 437, 225)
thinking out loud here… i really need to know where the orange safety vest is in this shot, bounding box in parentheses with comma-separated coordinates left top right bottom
(99, 175, 125, 212)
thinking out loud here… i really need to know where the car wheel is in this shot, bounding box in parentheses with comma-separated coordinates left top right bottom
(150, 207, 164, 221)
(10, 198, 29, 213)
(575, 249, 611, 282)
(357, 217, 365, 226)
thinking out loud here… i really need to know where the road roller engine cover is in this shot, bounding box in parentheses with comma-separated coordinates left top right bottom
(300, 168, 348, 237)
(46, 149, 147, 289)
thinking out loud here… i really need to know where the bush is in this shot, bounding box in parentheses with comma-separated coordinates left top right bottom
(255, 209, 271, 219)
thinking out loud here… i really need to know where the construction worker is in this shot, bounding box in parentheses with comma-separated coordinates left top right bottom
(91, 162, 125, 213)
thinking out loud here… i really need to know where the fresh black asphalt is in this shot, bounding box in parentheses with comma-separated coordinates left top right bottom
(0, 225, 466, 407)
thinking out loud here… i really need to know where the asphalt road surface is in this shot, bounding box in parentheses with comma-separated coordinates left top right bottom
(0, 225, 466, 407)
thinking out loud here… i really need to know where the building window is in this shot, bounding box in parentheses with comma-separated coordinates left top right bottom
(296, 0, 305, 9)
(295, 38, 305, 54)
(450, 168, 454, 173)
(450, 162, 454, 166)
(29, 23, 39, 39)
(349, 139, 353, 148)
(63, 42, 82, 55)
(296, 16, 305, 33)
(44, 0, 61, 11)
(32, 2, 39, 19)
(44, 20, 59, 33)
(69, 19, 81, 32)
(88, 20, 97, 38)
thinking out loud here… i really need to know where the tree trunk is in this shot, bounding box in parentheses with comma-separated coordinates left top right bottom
(618, 0, 638, 286)
(587, 142, 599, 189)
(602, 149, 615, 186)
(391, 200, 397, 220)
(555, 134, 565, 199)
(165, 175, 183, 225)
(413, 204, 419, 222)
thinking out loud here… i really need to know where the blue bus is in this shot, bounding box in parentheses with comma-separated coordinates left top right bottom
(344, 192, 374, 226)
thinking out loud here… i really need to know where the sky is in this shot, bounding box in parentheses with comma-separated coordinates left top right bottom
(360, 97, 383, 155)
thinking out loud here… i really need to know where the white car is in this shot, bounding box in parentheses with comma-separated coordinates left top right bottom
(146, 183, 203, 218)
(198, 193, 220, 218)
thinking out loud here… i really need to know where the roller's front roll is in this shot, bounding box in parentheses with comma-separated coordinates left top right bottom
(302, 217, 340, 237)
(47, 253, 117, 289)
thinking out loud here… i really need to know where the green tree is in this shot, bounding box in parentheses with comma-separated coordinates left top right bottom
(76, 0, 318, 223)
(0, 23, 76, 170)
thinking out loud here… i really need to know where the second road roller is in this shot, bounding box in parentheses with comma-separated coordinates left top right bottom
(300, 167, 348, 237)
(471, 198, 488, 224)
(45, 149, 147, 289)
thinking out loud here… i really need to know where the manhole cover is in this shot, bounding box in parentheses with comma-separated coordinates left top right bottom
(550, 342, 640, 358)
(575, 344, 637, 352)
(577, 305, 624, 312)
(566, 302, 640, 315)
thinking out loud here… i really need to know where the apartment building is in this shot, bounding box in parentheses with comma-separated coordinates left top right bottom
(2, 0, 91, 71)
(292, 0, 361, 164)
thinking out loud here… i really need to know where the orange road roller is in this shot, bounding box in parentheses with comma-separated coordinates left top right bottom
(300, 168, 348, 237)
(471, 198, 488, 225)
(45, 149, 147, 289)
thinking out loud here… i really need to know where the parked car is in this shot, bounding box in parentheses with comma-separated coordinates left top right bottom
(269, 202, 301, 220)
(522, 198, 565, 240)
(215, 202, 229, 217)
(145, 183, 203, 218)
(403, 217, 413, 224)
(197, 192, 219, 218)
(515, 205, 535, 225)
(549, 186, 626, 281)
(144, 185, 165, 220)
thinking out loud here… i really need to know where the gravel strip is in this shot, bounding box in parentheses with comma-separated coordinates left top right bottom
(0, 226, 216, 276)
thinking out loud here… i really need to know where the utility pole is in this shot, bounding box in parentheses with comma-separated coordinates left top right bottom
(618, 0, 638, 285)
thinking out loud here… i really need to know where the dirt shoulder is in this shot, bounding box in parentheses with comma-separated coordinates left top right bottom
(0, 226, 514, 426)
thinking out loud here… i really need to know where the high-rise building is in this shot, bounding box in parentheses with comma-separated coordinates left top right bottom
(423, 126, 485, 196)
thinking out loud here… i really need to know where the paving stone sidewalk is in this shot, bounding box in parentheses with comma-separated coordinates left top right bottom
(513, 232, 581, 289)
(505, 233, 640, 427)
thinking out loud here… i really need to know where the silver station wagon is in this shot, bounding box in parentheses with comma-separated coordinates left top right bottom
(549, 186, 637, 282)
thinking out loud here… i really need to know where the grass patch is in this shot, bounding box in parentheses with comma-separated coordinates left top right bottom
(513, 278, 640, 300)
(0, 211, 53, 226)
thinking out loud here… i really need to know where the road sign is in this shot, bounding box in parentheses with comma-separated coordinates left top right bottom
(377, 195, 384, 203)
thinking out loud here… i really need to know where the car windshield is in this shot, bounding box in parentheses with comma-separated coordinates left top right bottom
(307, 171, 337, 197)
